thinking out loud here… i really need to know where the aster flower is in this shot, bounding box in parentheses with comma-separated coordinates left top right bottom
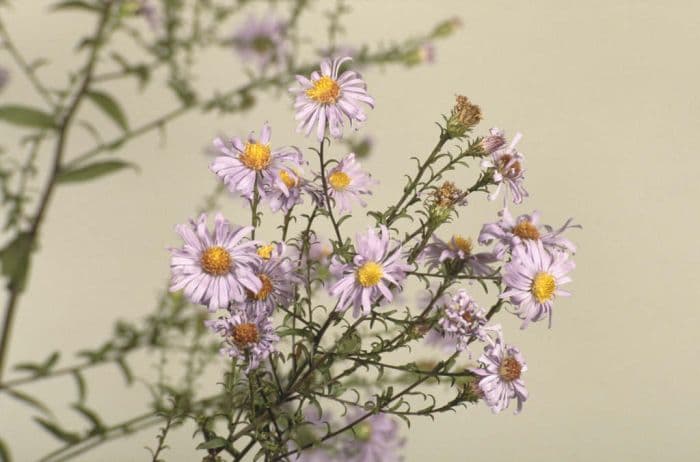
(206, 309, 278, 373)
(340, 411, 404, 462)
(481, 131, 528, 204)
(326, 153, 377, 213)
(291, 56, 374, 141)
(479, 208, 579, 259)
(240, 245, 298, 316)
(446, 95, 481, 138)
(329, 226, 411, 317)
(231, 14, 288, 71)
(470, 338, 528, 414)
(501, 240, 575, 328)
(169, 213, 262, 311)
(262, 168, 304, 213)
(211, 122, 303, 200)
(420, 234, 497, 276)
(433, 290, 492, 355)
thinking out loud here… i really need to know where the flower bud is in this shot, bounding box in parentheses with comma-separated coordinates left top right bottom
(446, 95, 482, 138)
(404, 43, 436, 66)
(432, 17, 463, 38)
(480, 128, 506, 154)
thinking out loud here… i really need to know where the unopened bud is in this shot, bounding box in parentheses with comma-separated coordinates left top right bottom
(480, 128, 506, 154)
(432, 17, 463, 38)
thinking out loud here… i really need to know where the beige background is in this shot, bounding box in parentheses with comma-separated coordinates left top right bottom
(1, 0, 699, 460)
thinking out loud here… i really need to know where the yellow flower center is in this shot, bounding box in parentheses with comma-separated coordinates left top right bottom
(248, 274, 274, 301)
(356, 262, 383, 287)
(531, 272, 556, 303)
(200, 246, 232, 276)
(449, 235, 473, 255)
(240, 142, 271, 171)
(231, 323, 260, 347)
(306, 76, 341, 104)
(512, 220, 540, 240)
(279, 170, 297, 189)
(354, 421, 372, 441)
(328, 171, 351, 190)
(499, 356, 522, 382)
(257, 244, 274, 260)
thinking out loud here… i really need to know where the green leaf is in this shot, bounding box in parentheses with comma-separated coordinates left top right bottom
(0, 436, 12, 462)
(51, 0, 100, 12)
(196, 437, 228, 450)
(0, 232, 34, 293)
(114, 357, 133, 385)
(0, 105, 56, 129)
(85, 90, 128, 132)
(56, 160, 137, 184)
(72, 370, 87, 402)
(72, 404, 105, 433)
(33, 417, 80, 444)
(6, 389, 51, 416)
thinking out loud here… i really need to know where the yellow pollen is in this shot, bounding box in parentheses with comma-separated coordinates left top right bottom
(356, 262, 383, 287)
(200, 246, 231, 276)
(499, 356, 522, 382)
(231, 323, 260, 347)
(279, 170, 297, 189)
(257, 244, 274, 260)
(240, 142, 271, 171)
(449, 235, 473, 255)
(328, 171, 351, 190)
(306, 76, 340, 104)
(531, 272, 556, 303)
(248, 274, 274, 301)
(512, 220, 540, 240)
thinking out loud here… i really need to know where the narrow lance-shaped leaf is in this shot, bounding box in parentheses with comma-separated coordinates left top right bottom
(0, 105, 56, 129)
(51, 0, 100, 12)
(56, 160, 138, 184)
(33, 417, 81, 444)
(85, 90, 129, 132)
(0, 232, 34, 293)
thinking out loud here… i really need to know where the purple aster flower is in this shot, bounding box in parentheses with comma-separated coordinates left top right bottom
(501, 240, 575, 328)
(470, 338, 528, 414)
(326, 153, 377, 213)
(211, 122, 303, 200)
(231, 14, 288, 72)
(169, 213, 262, 311)
(434, 290, 494, 356)
(481, 131, 528, 204)
(329, 226, 411, 317)
(340, 411, 404, 462)
(240, 245, 298, 316)
(262, 168, 304, 213)
(480, 127, 507, 154)
(405, 42, 436, 66)
(479, 208, 579, 259)
(290, 56, 374, 141)
(206, 309, 278, 373)
(420, 234, 498, 276)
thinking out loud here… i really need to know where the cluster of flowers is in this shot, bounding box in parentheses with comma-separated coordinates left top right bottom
(169, 53, 578, 458)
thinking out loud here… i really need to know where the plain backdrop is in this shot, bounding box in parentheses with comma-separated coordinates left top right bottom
(1, 1, 699, 461)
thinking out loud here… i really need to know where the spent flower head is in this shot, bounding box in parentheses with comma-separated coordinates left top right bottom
(446, 95, 482, 138)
